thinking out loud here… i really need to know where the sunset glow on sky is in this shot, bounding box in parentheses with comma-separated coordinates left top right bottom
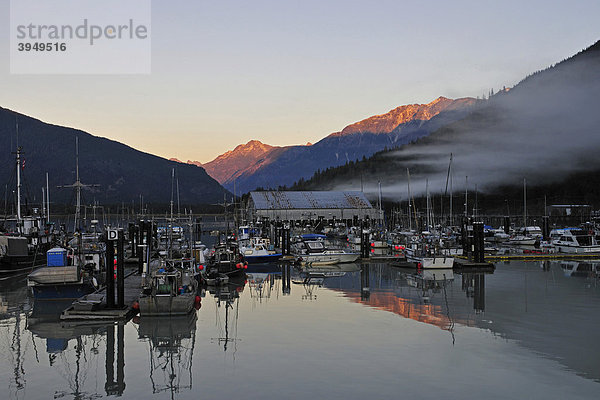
(1, 0, 599, 162)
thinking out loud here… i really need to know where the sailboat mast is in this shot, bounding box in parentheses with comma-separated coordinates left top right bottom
(426, 179, 430, 231)
(407, 169, 412, 231)
(450, 156, 453, 226)
(169, 168, 175, 260)
(46, 172, 50, 223)
(474, 184, 478, 219)
(523, 178, 527, 227)
(16, 147, 22, 231)
(464, 176, 468, 217)
(176, 176, 181, 218)
(378, 181, 383, 227)
(75, 137, 81, 231)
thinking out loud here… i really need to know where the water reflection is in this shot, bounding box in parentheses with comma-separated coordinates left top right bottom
(334, 265, 462, 335)
(27, 307, 108, 399)
(206, 277, 245, 352)
(461, 272, 488, 312)
(135, 312, 198, 397)
(292, 263, 361, 301)
(559, 260, 600, 279)
(247, 263, 280, 305)
(0, 259, 599, 399)
(0, 276, 32, 398)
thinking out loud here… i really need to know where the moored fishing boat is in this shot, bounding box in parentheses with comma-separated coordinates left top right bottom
(552, 228, 600, 253)
(202, 241, 247, 285)
(404, 242, 454, 269)
(27, 247, 99, 300)
(239, 237, 282, 264)
(139, 262, 199, 316)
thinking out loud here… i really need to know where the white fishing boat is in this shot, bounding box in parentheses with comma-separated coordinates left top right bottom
(552, 229, 600, 253)
(293, 239, 359, 265)
(485, 227, 510, 243)
(506, 232, 537, 246)
(405, 243, 454, 269)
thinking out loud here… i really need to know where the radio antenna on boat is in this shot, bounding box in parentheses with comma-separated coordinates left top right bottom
(57, 136, 100, 232)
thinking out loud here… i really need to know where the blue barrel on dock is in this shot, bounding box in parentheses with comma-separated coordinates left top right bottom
(47, 247, 67, 267)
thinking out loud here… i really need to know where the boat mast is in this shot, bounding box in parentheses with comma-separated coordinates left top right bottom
(15, 147, 22, 232)
(378, 180, 383, 227)
(75, 137, 81, 230)
(58, 137, 99, 232)
(169, 168, 175, 261)
(464, 176, 468, 217)
(407, 169, 412, 231)
(474, 184, 478, 219)
(46, 172, 50, 223)
(426, 179, 430, 232)
(523, 178, 527, 227)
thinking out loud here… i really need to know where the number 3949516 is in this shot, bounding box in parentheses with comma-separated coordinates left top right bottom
(17, 42, 67, 52)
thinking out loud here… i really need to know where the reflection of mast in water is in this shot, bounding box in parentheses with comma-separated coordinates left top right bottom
(217, 299, 239, 352)
(293, 271, 323, 301)
(208, 278, 245, 353)
(10, 312, 26, 396)
(137, 312, 197, 399)
(26, 311, 106, 400)
(0, 278, 31, 399)
(248, 272, 277, 306)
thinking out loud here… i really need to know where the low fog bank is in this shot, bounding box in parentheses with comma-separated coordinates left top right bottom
(334, 44, 600, 202)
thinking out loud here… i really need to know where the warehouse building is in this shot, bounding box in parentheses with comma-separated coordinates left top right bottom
(244, 191, 380, 223)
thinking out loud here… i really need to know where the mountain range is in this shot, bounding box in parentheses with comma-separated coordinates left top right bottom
(188, 96, 480, 194)
(0, 108, 230, 207)
(291, 40, 600, 210)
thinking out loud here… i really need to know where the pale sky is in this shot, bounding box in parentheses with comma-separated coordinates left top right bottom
(1, 0, 599, 163)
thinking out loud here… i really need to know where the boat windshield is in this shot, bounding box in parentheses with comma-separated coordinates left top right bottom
(305, 241, 325, 251)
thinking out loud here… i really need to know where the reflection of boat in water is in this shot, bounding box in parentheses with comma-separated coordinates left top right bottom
(403, 268, 454, 294)
(136, 311, 198, 396)
(559, 261, 600, 277)
(207, 277, 245, 352)
(247, 263, 281, 304)
(299, 262, 361, 279)
(291, 264, 361, 300)
(0, 276, 32, 397)
(26, 303, 110, 399)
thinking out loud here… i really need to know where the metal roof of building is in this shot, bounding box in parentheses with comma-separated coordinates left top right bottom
(249, 191, 373, 210)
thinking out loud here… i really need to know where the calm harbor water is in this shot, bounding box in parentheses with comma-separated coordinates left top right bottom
(1, 260, 599, 399)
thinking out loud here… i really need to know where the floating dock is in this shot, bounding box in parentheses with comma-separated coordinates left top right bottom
(61, 271, 141, 322)
(482, 253, 600, 262)
(453, 258, 495, 271)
